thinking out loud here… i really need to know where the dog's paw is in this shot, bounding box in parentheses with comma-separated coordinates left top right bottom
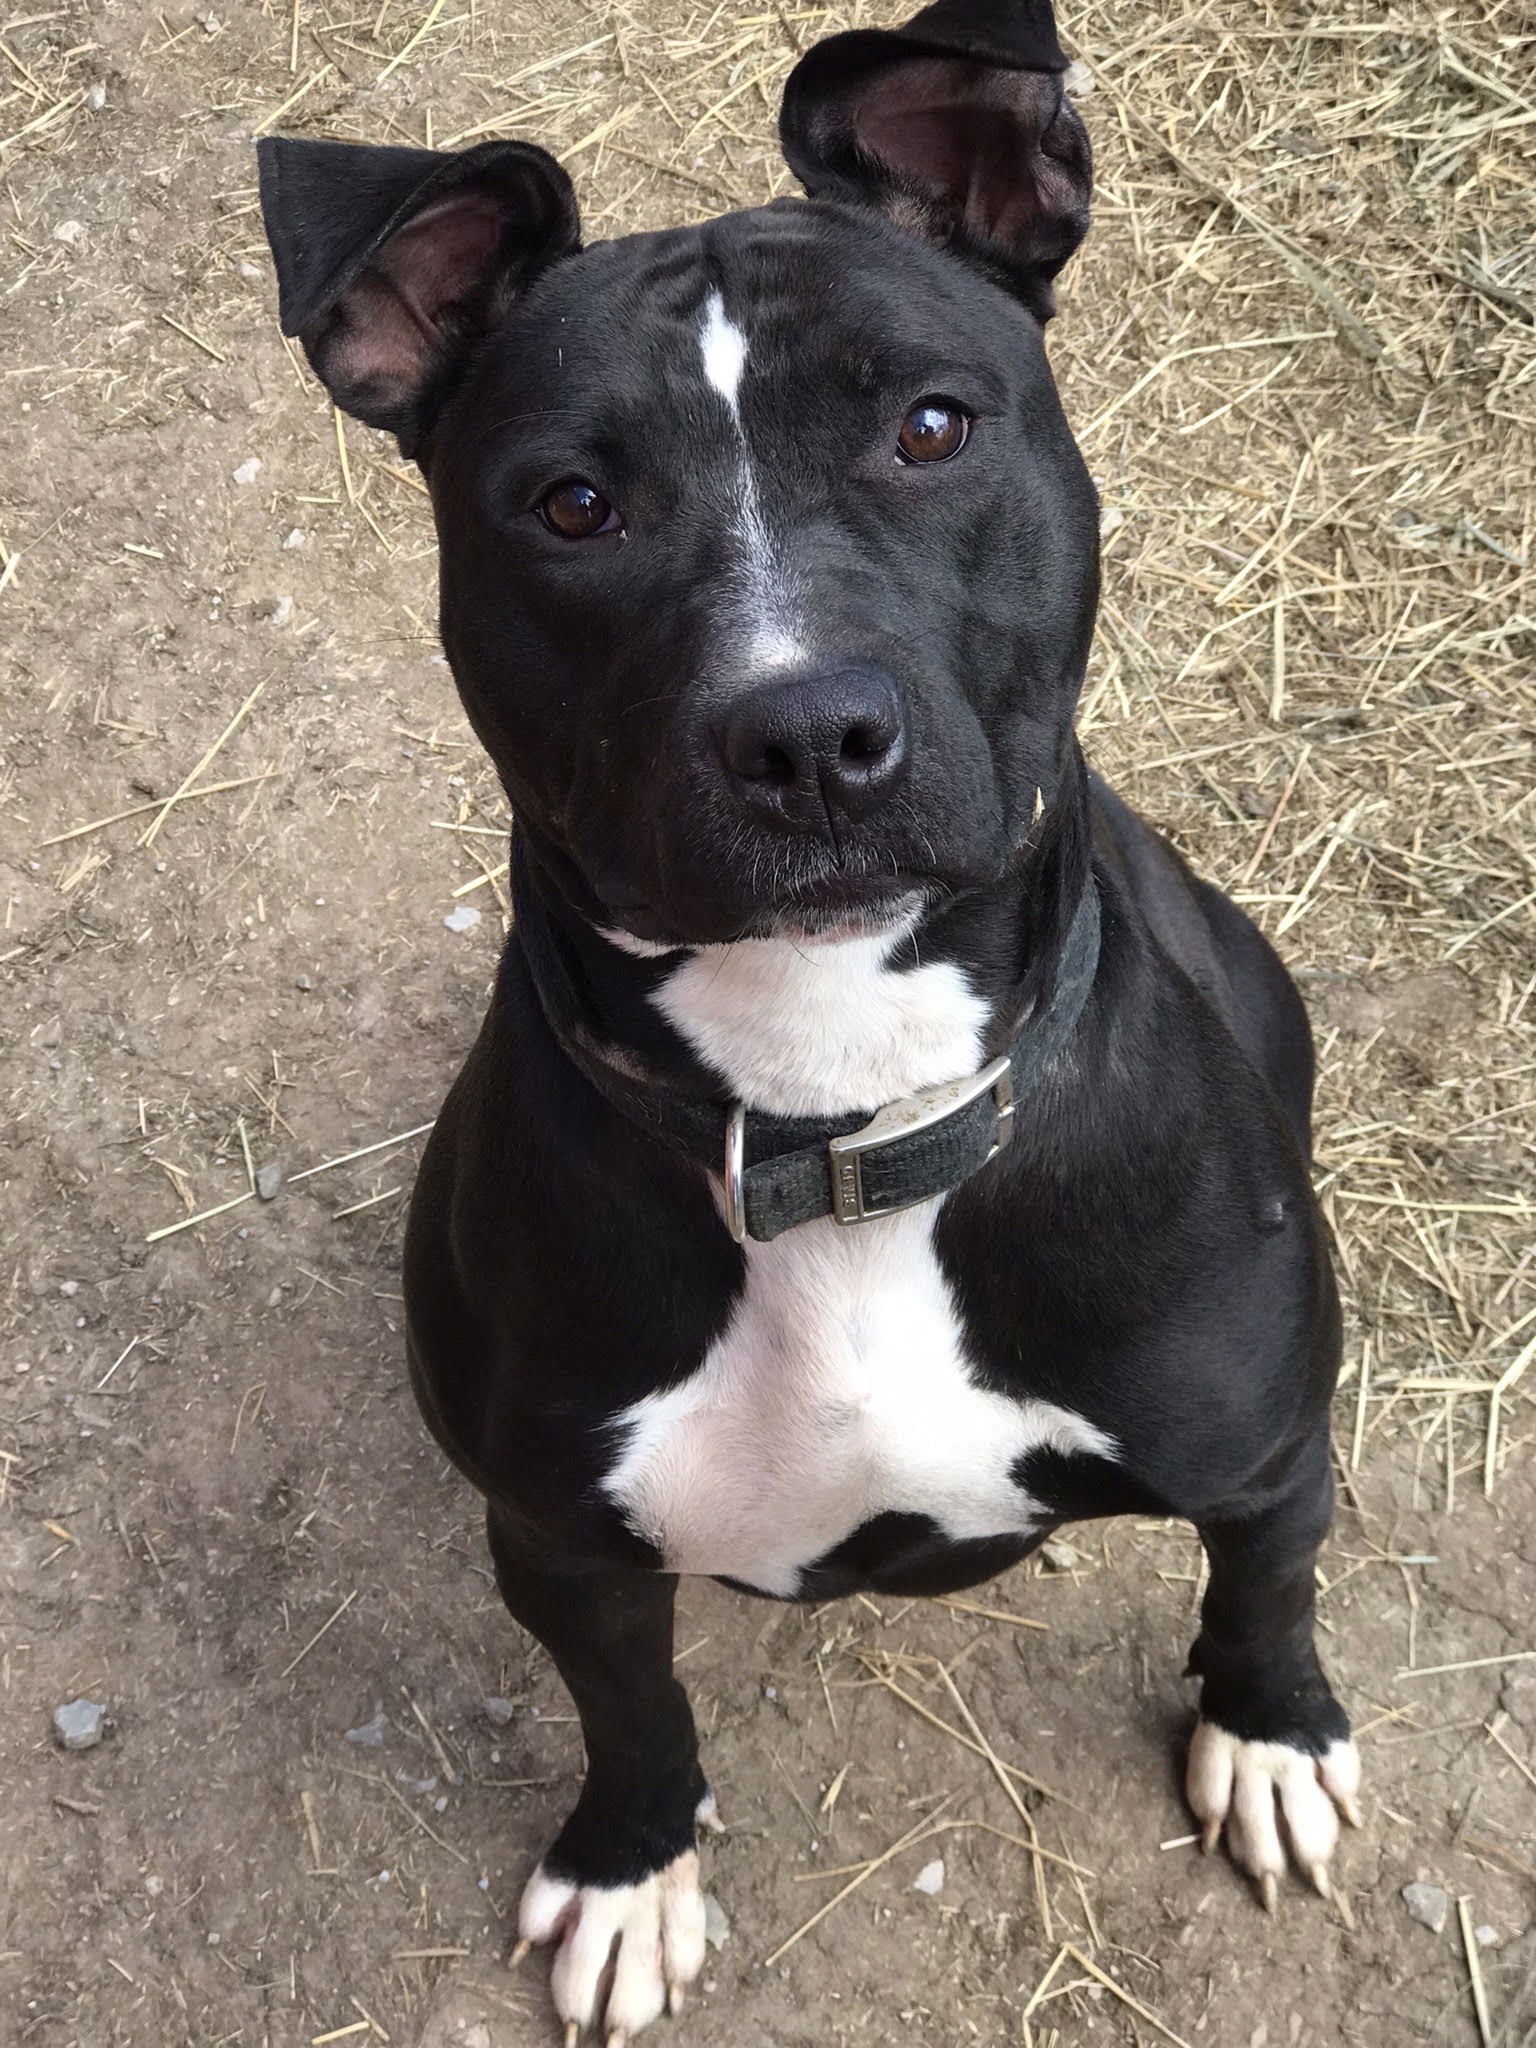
(1185, 1721, 1361, 1909)
(513, 1849, 706, 2044)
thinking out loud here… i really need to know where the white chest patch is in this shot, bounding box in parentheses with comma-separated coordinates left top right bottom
(602, 925, 1118, 1594)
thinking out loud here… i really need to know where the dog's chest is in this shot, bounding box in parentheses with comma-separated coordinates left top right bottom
(599, 927, 1113, 1595)
(604, 1204, 1108, 1593)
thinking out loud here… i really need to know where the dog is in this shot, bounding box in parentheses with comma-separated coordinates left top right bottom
(257, 1, 1361, 2036)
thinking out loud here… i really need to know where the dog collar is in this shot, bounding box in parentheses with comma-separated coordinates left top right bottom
(719, 881, 1099, 1241)
(522, 871, 1100, 1245)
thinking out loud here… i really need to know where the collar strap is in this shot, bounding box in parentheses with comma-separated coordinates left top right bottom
(534, 881, 1100, 1244)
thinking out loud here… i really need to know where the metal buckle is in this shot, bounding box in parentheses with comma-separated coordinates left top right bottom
(827, 1055, 1015, 1227)
(722, 1103, 747, 1244)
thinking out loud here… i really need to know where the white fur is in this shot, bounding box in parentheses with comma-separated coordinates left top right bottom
(698, 290, 748, 415)
(601, 924, 677, 961)
(603, 925, 1118, 1595)
(695, 289, 804, 672)
(1186, 1724, 1362, 1897)
(518, 1847, 706, 2035)
(651, 917, 987, 1118)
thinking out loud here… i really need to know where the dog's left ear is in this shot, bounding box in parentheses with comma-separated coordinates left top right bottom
(779, 0, 1090, 314)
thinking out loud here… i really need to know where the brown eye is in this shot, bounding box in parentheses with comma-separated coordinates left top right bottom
(540, 480, 620, 538)
(897, 402, 970, 464)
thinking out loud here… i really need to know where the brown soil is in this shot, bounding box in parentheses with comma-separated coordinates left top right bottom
(2, 3, 1532, 2046)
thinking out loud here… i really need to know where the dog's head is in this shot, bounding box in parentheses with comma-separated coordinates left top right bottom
(258, 0, 1097, 947)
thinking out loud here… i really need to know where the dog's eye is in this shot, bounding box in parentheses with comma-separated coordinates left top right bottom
(896, 402, 969, 465)
(540, 480, 621, 539)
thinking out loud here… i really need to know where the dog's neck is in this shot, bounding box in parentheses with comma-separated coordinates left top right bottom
(510, 747, 1095, 1123)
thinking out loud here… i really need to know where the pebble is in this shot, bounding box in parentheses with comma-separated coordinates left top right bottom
(1041, 1539, 1086, 1573)
(255, 1163, 283, 1201)
(231, 457, 261, 485)
(703, 1894, 731, 1950)
(482, 1697, 517, 1726)
(54, 219, 84, 245)
(911, 1858, 945, 1895)
(345, 1709, 386, 1748)
(53, 1698, 107, 1750)
(1402, 1881, 1450, 1935)
(443, 905, 481, 934)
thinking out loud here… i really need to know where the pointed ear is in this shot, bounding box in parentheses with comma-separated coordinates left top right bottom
(779, 0, 1090, 315)
(256, 134, 580, 452)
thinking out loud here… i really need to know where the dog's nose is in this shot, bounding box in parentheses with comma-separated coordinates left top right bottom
(715, 667, 908, 826)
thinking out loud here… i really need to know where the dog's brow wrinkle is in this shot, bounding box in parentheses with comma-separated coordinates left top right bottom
(698, 289, 748, 416)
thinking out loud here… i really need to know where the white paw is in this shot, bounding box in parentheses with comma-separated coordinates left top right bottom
(515, 1849, 706, 2043)
(1185, 1723, 1362, 1908)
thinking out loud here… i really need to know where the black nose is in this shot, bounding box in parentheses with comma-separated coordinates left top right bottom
(714, 666, 908, 827)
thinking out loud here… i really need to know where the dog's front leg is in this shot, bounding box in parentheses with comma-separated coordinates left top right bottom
(488, 1508, 712, 2043)
(1183, 1449, 1362, 1910)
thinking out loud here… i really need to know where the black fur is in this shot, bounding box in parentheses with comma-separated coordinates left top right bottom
(257, 0, 1352, 1947)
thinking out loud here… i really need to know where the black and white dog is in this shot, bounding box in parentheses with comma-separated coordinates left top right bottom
(258, 1, 1361, 2035)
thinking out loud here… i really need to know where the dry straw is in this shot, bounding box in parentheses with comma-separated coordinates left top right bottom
(2, 0, 1530, 2039)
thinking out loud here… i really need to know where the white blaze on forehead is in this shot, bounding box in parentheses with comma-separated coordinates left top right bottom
(699, 289, 748, 414)
(693, 287, 805, 672)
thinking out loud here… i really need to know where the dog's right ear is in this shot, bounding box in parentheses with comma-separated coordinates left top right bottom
(257, 135, 579, 454)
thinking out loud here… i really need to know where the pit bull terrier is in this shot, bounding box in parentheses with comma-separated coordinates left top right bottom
(257, 2, 1361, 2035)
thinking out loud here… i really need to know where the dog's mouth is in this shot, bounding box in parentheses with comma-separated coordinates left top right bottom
(764, 874, 929, 945)
(599, 863, 935, 951)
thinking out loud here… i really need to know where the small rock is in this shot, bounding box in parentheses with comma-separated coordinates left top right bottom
(443, 905, 481, 934)
(1476, 1924, 1499, 1948)
(58, 1280, 79, 1297)
(255, 1162, 282, 1201)
(294, 973, 314, 991)
(282, 527, 307, 550)
(1041, 1539, 1085, 1573)
(54, 219, 84, 245)
(1402, 1881, 1450, 1935)
(344, 1709, 386, 1748)
(54, 1698, 107, 1750)
(259, 594, 293, 627)
(911, 1858, 945, 1895)
(85, 81, 106, 111)
(231, 457, 261, 486)
(1064, 57, 1095, 95)
(703, 1894, 730, 1950)
(482, 1696, 516, 1727)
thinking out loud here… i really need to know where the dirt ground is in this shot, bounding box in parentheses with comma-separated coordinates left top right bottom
(2, 1, 1534, 2044)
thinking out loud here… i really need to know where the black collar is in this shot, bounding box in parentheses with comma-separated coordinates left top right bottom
(520, 876, 1100, 1244)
